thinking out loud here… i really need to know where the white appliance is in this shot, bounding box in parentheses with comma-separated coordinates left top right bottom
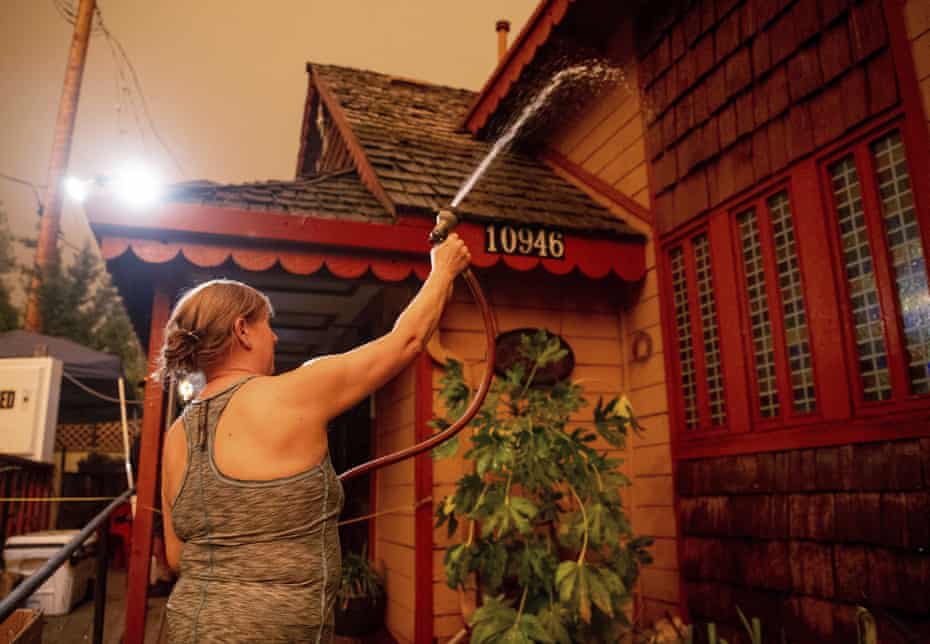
(4, 530, 97, 615)
(0, 357, 62, 464)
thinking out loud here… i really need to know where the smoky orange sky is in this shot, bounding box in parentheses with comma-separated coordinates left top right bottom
(0, 0, 537, 289)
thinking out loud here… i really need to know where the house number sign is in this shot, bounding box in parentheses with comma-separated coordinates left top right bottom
(484, 223, 565, 259)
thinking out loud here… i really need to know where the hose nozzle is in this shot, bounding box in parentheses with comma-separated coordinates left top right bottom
(429, 208, 459, 245)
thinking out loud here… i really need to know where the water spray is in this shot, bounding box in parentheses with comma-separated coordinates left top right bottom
(339, 61, 626, 481)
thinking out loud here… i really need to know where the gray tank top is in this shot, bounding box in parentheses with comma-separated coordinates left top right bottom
(165, 377, 344, 643)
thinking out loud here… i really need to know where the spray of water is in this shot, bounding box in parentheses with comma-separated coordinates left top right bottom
(450, 62, 626, 209)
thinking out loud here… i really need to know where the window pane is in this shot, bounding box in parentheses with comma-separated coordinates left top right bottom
(871, 132, 930, 395)
(767, 191, 817, 413)
(829, 155, 892, 401)
(694, 234, 727, 425)
(670, 247, 699, 429)
(737, 208, 780, 417)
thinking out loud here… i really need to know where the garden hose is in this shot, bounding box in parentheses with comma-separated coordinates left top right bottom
(339, 208, 497, 481)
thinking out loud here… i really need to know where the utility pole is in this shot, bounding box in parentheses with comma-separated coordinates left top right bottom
(24, 0, 97, 331)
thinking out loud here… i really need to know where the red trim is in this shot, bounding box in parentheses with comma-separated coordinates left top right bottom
(708, 212, 751, 434)
(756, 196, 794, 421)
(124, 285, 170, 644)
(413, 354, 434, 644)
(791, 159, 851, 423)
(463, 0, 574, 135)
(817, 121, 930, 415)
(884, 0, 930, 224)
(542, 148, 655, 223)
(677, 412, 930, 459)
(308, 66, 396, 216)
(683, 235, 712, 429)
(857, 144, 911, 398)
(88, 201, 647, 282)
(661, 246, 688, 433)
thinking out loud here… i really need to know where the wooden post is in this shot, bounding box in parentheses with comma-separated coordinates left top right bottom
(123, 285, 170, 644)
(414, 352, 434, 644)
(23, 0, 97, 331)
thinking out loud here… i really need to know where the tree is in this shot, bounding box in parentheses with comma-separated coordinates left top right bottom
(34, 242, 146, 389)
(0, 205, 21, 331)
(432, 331, 653, 644)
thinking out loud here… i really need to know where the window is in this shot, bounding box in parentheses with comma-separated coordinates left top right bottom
(664, 120, 930, 450)
(668, 233, 726, 430)
(826, 130, 930, 404)
(735, 189, 817, 421)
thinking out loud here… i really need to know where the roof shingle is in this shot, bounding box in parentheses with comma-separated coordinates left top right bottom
(170, 63, 641, 239)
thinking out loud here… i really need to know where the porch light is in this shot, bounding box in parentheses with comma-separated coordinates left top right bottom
(64, 162, 162, 208)
(113, 162, 161, 208)
(64, 176, 90, 203)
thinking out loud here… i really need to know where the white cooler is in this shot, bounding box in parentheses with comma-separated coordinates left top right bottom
(3, 530, 96, 616)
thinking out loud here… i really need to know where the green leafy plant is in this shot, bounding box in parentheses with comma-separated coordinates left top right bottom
(432, 330, 653, 643)
(336, 545, 384, 608)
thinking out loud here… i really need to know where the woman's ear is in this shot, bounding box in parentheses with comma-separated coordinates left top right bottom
(234, 317, 252, 351)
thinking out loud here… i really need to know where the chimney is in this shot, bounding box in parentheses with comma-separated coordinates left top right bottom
(496, 20, 511, 62)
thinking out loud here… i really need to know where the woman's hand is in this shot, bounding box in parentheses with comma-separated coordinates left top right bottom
(430, 233, 471, 281)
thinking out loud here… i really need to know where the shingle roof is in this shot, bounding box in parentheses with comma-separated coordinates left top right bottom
(312, 63, 639, 238)
(168, 63, 641, 240)
(166, 170, 390, 222)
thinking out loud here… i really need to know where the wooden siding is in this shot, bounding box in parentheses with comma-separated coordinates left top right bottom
(622, 240, 680, 624)
(906, 0, 930, 137)
(676, 440, 930, 642)
(637, 0, 900, 234)
(428, 270, 678, 639)
(374, 364, 417, 644)
(548, 19, 653, 225)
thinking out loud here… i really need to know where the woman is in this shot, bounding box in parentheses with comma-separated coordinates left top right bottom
(157, 234, 471, 642)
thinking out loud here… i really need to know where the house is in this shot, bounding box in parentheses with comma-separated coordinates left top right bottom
(463, 0, 929, 640)
(87, 61, 652, 643)
(87, 0, 930, 641)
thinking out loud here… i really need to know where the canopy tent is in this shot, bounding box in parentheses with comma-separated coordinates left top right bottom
(0, 330, 135, 424)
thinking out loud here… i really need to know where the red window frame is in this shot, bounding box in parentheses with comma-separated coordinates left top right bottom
(819, 120, 930, 417)
(662, 226, 729, 435)
(662, 116, 930, 458)
(728, 184, 824, 431)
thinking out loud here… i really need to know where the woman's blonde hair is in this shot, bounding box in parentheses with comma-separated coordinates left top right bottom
(155, 279, 273, 382)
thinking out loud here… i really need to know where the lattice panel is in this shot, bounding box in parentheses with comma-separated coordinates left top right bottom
(830, 155, 891, 401)
(670, 246, 699, 429)
(767, 191, 816, 413)
(871, 132, 930, 395)
(694, 234, 726, 425)
(55, 421, 140, 452)
(738, 208, 780, 418)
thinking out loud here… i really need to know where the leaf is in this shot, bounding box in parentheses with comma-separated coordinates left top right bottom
(554, 561, 593, 623)
(470, 596, 517, 644)
(499, 628, 532, 644)
(586, 567, 614, 617)
(555, 561, 577, 604)
(538, 605, 572, 644)
(519, 614, 555, 643)
(482, 495, 538, 539)
(430, 434, 459, 460)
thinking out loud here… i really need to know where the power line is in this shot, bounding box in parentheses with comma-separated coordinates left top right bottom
(0, 172, 44, 215)
(50, 0, 187, 177)
(94, 6, 188, 177)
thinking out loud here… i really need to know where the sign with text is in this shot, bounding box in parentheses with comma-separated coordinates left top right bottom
(484, 223, 565, 259)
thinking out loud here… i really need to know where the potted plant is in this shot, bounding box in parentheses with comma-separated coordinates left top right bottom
(334, 545, 386, 638)
(432, 330, 654, 643)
